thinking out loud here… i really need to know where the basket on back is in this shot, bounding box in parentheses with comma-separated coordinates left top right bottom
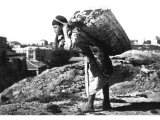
(69, 9, 131, 56)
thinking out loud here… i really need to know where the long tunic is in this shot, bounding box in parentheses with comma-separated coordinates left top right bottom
(84, 47, 113, 96)
(56, 27, 113, 97)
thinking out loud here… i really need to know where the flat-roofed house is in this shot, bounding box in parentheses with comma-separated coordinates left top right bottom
(26, 60, 47, 76)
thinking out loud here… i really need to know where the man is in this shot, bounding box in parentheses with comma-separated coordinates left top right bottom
(52, 15, 113, 113)
(52, 15, 72, 50)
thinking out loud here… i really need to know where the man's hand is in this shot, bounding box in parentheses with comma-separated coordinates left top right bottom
(54, 18, 72, 50)
(54, 18, 69, 35)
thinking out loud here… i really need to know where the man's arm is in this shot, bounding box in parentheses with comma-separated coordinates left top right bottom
(52, 35, 58, 49)
(63, 24, 72, 50)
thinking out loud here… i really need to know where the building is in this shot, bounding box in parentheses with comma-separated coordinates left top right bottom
(8, 41, 21, 48)
(151, 38, 158, 45)
(26, 60, 47, 76)
(26, 46, 38, 61)
(38, 39, 48, 46)
(143, 40, 151, 45)
(12, 47, 28, 54)
(130, 40, 139, 45)
(12, 45, 53, 74)
(0, 37, 28, 92)
(24, 46, 52, 75)
(24, 46, 53, 63)
(0, 36, 7, 65)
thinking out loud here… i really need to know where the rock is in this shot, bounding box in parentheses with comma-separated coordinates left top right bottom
(1, 95, 9, 102)
(136, 94, 148, 98)
(150, 109, 158, 114)
(13, 91, 20, 96)
(156, 70, 160, 78)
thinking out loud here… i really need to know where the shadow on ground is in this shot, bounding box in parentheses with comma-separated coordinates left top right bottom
(110, 98, 128, 103)
(113, 102, 160, 112)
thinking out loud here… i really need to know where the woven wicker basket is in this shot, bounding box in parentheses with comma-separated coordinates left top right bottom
(69, 9, 131, 56)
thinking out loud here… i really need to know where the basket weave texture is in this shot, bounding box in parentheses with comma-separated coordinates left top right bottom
(69, 9, 131, 55)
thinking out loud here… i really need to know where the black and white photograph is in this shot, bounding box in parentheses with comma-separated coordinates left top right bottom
(0, 0, 160, 118)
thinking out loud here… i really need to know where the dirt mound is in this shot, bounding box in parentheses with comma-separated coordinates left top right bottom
(0, 51, 160, 115)
(0, 60, 85, 104)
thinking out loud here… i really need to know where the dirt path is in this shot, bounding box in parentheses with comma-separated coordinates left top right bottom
(47, 91, 160, 115)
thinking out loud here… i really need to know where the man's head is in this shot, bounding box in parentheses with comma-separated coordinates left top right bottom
(52, 15, 68, 35)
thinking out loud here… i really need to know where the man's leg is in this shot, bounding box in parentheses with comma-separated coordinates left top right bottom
(82, 94, 95, 113)
(102, 82, 112, 110)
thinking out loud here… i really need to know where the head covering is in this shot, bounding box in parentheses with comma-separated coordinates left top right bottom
(52, 15, 68, 26)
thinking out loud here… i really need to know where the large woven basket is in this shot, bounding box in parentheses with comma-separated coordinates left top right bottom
(69, 9, 131, 56)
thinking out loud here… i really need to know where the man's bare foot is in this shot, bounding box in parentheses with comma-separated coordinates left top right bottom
(81, 103, 94, 113)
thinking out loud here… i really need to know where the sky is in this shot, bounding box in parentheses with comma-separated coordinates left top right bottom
(0, 0, 160, 44)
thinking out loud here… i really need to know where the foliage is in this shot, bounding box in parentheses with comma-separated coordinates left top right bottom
(69, 49, 81, 57)
(48, 48, 72, 67)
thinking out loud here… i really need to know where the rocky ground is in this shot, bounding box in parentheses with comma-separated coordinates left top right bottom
(0, 50, 160, 115)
